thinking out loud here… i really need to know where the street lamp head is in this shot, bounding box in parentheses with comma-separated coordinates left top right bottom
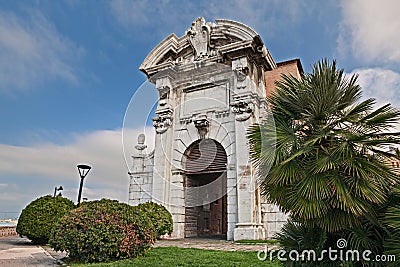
(57, 186, 63, 191)
(77, 164, 91, 179)
(77, 164, 91, 206)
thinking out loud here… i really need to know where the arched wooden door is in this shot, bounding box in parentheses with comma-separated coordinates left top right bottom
(183, 139, 227, 238)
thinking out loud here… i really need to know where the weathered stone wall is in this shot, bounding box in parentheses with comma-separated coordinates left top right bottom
(261, 203, 289, 239)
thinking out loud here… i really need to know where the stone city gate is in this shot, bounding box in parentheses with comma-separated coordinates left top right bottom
(128, 18, 302, 240)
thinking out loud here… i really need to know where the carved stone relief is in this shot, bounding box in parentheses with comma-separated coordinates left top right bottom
(158, 85, 170, 107)
(234, 65, 248, 81)
(152, 109, 173, 134)
(234, 64, 249, 89)
(193, 114, 209, 139)
(186, 17, 211, 60)
(230, 101, 254, 121)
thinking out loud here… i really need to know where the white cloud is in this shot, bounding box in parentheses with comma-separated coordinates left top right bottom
(109, 0, 194, 36)
(0, 10, 83, 92)
(338, 0, 400, 65)
(349, 68, 400, 109)
(109, 0, 308, 39)
(0, 127, 155, 212)
(205, 0, 306, 34)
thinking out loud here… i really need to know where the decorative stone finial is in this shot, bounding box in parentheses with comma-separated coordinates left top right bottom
(135, 134, 147, 151)
(138, 134, 145, 144)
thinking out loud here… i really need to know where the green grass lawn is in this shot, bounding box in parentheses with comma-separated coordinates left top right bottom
(69, 246, 283, 267)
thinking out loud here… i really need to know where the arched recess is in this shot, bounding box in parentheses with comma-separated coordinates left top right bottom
(183, 139, 228, 238)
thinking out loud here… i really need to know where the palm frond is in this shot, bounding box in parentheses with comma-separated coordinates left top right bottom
(249, 59, 400, 235)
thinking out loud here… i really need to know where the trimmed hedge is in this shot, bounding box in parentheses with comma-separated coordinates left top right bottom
(134, 202, 173, 238)
(16, 195, 75, 244)
(49, 199, 156, 263)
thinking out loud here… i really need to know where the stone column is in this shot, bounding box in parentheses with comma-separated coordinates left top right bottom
(129, 134, 151, 206)
(226, 163, 238, 240)
(169, 168, 185, 238)
(235, 118, 252, 223)
(231, 57, 265, 240)
(233, 117, 264, 240)
(151, 132, 167, 204)
(151, 87, 174, 205)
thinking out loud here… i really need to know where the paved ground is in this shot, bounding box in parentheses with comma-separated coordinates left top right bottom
(0, 236, 66, 267)
(154, 238, 277, 252)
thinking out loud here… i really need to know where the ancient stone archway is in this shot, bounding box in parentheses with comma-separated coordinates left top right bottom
(183, 139, 228, 237)
(128, 17, 301, 240)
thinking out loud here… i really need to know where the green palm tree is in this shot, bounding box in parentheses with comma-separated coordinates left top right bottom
(248, 59, 400, 233)
(382, 185, 400, 266)
(275, 219, 330, 267)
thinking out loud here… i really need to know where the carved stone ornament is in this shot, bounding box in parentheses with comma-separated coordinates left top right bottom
(152, 109, 173, 134)
(135, 133, 147, 152)
(234, 65, 248, 82)
(158, 85, 170, 107)
(230, 101, 254, 121)
(186, 17, 211, 60)
(259, 100, 269, 118)
(158, 85, 170, 99)
(193, 115, 209, 139)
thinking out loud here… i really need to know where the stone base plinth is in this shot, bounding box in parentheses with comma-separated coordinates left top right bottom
(233, 223, 265, 240)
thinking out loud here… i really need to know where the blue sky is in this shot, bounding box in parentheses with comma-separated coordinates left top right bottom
(1, 0, 400, 218)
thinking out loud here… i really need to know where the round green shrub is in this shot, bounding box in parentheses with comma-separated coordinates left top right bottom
(49, 199, 156, 263)
(16, 195, 75, 244)
(135, 202, 173, 238)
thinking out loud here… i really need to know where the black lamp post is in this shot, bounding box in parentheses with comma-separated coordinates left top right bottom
(77, 164, 91, 206)
(53, 186, 63, 197)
